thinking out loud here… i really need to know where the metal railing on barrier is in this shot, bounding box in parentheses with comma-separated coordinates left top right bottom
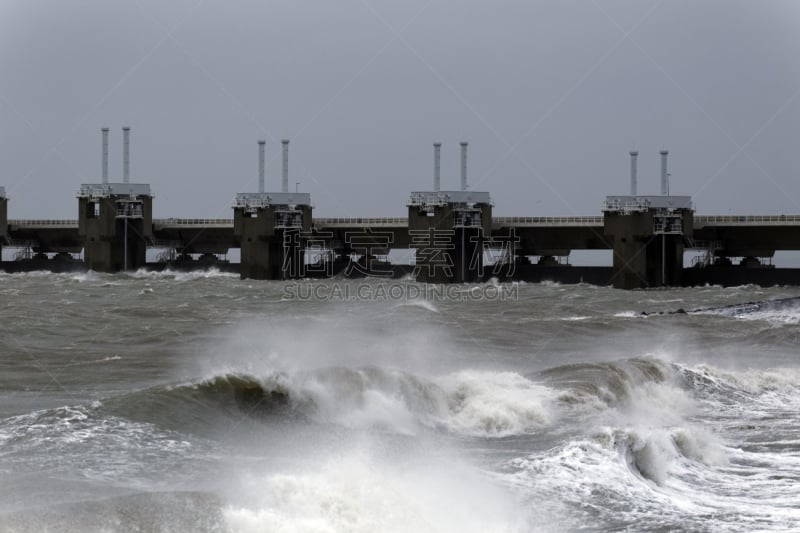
(314, 218, 408, 226)
(492, 216, 604, 226)
(695, 215, 800, 225)
(9, 220, 78, 227)
(9, 214, 800, 230)
(152, 219, 233, 226)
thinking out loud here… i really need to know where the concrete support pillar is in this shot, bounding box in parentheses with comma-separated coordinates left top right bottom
(234, 205, 311, 280)
(78, 195, 152, 272)
(407, 202, 491, 283)
(603, 209, 692, 289)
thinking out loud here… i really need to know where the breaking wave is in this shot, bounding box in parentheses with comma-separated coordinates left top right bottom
(98, 367, 553, 438)
(505, 419, 800, 531)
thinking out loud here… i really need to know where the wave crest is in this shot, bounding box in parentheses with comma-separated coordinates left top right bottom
(101, 367, 554, 438)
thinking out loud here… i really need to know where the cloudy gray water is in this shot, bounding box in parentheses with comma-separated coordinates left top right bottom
(1, 271, 799, 532)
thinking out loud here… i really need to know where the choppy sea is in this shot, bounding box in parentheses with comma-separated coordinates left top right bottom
(1, 271, 799, 532)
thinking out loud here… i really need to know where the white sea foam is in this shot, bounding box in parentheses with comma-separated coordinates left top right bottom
(298, 370, 423, 435)
(60, 355, 121, 367)
(692, 298, 800, 325)
(0, 406, 197, 487)
(0, 270, 77, 279)
(681, 364, 800, 396)
(501, 357, 800, 531)
(537, 280, 562, 287)
(502, 422, 798, 531)
(638, 298, 685, 304)
(741, 309, 800, 324)
(223, 453, 531, 533)
(127, 268, 238, 281)
(69, 271, 102, 283)
(435, 371, 552, 437)
(394, 299, 439, 313)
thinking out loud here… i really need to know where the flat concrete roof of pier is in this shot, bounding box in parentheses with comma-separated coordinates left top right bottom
(234, 192, 311, 207)
(79, 183, 152, 197)
(408, 191, 492, 206)
(604, 195, 693, 211)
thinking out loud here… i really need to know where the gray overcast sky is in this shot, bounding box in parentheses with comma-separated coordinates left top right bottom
(1, 0, 799, 219)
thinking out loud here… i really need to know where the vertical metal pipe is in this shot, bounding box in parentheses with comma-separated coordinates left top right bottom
(122, 126, 131, 184)
(660, 150, 668, 195)
(461, 227, 465, 282)
(629, 150, 638, 196)
(124, 218, 128, 271)
(433, 142, 441, 192)
(460, 142, 468, 191)
(101, 128, 109, 184)
(281, 139, 289, 193)
(258, 140, 266, 194)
